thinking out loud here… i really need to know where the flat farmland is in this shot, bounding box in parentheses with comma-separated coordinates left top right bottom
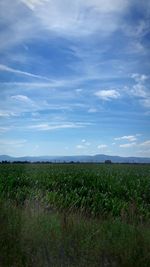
(0, 163, 150, 267)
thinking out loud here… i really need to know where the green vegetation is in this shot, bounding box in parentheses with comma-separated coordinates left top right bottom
(0, 163, 150, 266)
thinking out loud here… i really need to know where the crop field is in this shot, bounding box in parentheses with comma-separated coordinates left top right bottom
(0, 163, 150, 267)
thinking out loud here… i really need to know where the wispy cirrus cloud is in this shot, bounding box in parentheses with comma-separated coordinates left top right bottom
(21, 0, 130, 37)
(0, 0, 132, 56)
(0, 64, 51, 80)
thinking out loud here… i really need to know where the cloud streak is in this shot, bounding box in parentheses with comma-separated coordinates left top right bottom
(0, 64, 51, 81)
(0, 139, 27, 146)
(140, 140, 150, 147)
(28, 122, 88, 131)
(0, 111, 17, 117)
(115, 135, 137, 142)
(119, 142, 136, 148)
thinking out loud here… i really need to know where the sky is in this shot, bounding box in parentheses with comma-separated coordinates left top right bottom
(0, 0, 150, 157)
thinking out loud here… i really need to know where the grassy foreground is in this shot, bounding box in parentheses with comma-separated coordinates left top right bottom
(0, 163, 150, 266)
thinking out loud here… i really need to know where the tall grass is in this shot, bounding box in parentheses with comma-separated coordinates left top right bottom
(0, 199, 149, 267)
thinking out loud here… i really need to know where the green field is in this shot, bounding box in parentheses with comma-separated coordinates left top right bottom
(0, 163, 150, 266)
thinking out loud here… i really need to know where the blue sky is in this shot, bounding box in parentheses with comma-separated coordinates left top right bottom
(0, 0, 150, 157)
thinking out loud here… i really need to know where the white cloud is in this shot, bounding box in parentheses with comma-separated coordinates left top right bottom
(131, 84, 148, 98)
(120, 142, 136, 148)
(21, 0, 48, 10)
(77, 140, 91, 149)
(130, 73, 149, 98)
(85, 142, 91, 146)
(131, 73, 148, 83)
(130, 73, 150, 109)
(139, 140, 150, 147)
(88, 108, 98, 113)
(140, 98, 150, 108)
(0, 111, 17, 117)
(137, 149, 150, 157)
(11, 95, 31, 102)
(115, 135, 137, 142)
(76, 145, 84, 149)
(81, 139, 90, 146)
(120, 140, 150, 150)
(134, 140, 150, 157)
(97, 144, 108, 149)
(95, 89, 120, 101)
(75, 89, 83, 93)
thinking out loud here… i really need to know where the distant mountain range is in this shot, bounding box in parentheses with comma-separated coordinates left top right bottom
(0, 154, 150, 163)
